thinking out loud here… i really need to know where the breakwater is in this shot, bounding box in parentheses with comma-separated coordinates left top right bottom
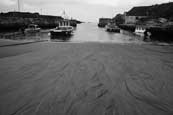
(0, 12, 81, 32)
(0, 17, 61, 32)
(0, 12, 64, 32)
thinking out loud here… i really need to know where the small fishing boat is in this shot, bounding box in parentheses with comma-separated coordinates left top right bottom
(106, 23, 120, 32)
(98, 18, 112, 28)
(50, 20, 74, 39)
(25, 24, 41, 33)
(134, 26, 146, 36)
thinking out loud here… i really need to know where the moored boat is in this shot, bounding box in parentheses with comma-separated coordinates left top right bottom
(98, 18, 112, 28)
(50, 20, 74, 39)
(25, 24, 41, 33)
(106, 23, 120, 32)
(134, 26, 146, 36)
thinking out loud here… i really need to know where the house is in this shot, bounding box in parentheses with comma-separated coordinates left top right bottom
(124, 6, 149, 24)
(124, 2, 173, 24)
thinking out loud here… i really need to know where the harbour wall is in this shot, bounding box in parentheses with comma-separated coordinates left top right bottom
(0, 17, 62, 32)
(0, 12, 81, 32)
(118, 24, 173, 42)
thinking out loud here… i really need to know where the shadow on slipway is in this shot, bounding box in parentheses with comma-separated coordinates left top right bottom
(50, 34, 73, 42)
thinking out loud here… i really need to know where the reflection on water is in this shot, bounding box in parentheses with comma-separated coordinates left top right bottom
(0, 30, 50, 41)
(0, 23, 144, 44)
(70, 23, 143, 43)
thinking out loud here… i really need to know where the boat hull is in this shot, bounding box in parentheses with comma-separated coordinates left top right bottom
(98, 23, 106, 28)
(106, 28, 120, 33)
(50, 31, 73, 40)
(25, 28, 40, 33)
(134, 32, 145, 37)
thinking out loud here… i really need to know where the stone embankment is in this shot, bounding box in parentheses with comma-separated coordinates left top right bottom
(0, 12, 81, 32)
(118, 24, 173, 42)
(0, 12, 64, 32)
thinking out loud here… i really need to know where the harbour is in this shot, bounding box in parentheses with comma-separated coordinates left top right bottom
(0, 0, 173, 115)
(0, 23, 146, 43)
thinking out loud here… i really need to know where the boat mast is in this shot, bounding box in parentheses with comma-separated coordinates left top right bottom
(18, 0, 20, 12)
(62, 10, 69, 20)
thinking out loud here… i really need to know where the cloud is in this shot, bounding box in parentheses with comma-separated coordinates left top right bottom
(0, 0, 16, 6)
(0, 0, 172, 22)
(84, 0, 127, 6)
(23, 3, 40, 12)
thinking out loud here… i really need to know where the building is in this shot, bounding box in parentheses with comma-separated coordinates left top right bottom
(124, 14, 137, 24)
(124, 6, 149, 24)
(98, 18, 112, 27)
(124, 2, 173, 24)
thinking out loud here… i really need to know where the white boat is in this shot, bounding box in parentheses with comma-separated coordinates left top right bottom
(134, 26, 146, 36)
(25, 24, 41, 33)
(50, 20, 74, 39)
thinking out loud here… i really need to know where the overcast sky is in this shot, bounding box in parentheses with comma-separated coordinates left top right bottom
(0, 0, 172, 22)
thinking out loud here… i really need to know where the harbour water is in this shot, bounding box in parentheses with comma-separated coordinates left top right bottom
(0, 23, 144, 44)
(70, 23, 143, 43)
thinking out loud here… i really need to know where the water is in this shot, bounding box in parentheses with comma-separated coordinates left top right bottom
(70, 23, 143, 44)
(0, 30, 50, 41)
(0, 23, 144, 44)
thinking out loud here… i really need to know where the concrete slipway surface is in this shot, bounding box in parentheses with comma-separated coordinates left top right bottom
(0, 41, 173, 115)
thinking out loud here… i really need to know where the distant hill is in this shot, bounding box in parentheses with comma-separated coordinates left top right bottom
(127, 2, 173, 20)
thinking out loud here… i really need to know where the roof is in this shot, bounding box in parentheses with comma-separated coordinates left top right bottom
(126, 6, 149, 16)
(126, 2, 173, 18)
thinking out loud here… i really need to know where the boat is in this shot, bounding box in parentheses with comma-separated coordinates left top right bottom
(50, 20, 74, 39)
(134, 26, 146, 36)
(98, 18, 112, 28)
(106, 23, 120, 32)
(25, 24, 41, 33)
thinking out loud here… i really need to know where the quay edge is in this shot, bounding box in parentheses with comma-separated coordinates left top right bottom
(118, 24, 173, 42)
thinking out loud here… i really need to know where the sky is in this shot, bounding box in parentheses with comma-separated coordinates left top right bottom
(0, 0, 172, 22)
